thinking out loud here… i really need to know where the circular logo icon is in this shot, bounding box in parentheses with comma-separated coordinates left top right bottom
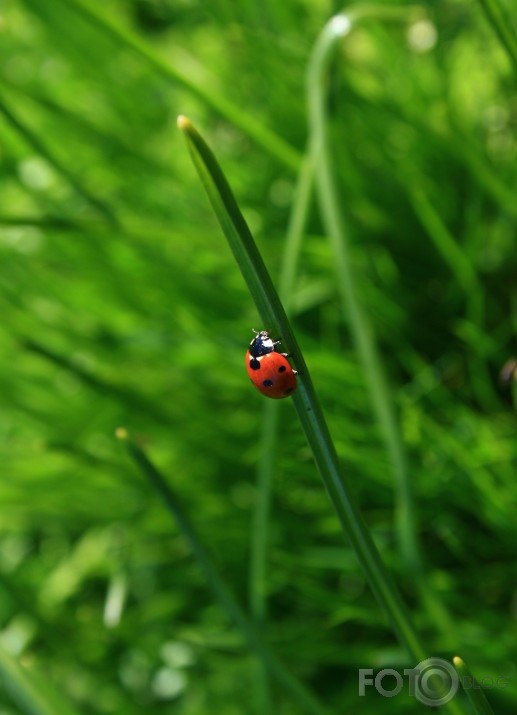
(413, 658, 459, 706)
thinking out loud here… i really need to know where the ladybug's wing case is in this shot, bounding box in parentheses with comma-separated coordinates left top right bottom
(245, 350, 297, 399)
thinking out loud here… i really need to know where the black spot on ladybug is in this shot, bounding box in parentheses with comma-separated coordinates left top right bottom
(249, 358, 261, 371)
(263, 379, 274, 387)
(278, 365, 286, 373)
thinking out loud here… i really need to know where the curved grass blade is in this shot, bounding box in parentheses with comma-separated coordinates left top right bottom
(307, 3, 422, 586)
(305, 11, 476, 689)
(117, 430, 329, 715)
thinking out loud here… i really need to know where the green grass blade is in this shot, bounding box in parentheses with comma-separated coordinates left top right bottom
(177, 114, 428, 658)
(453, 656, 497, 715)
(306, 11, 476, 677)
(61, 0, 301, 171)
(279, 152, 315, 308)
(307, 8, 421, 578)
(118, 430, 329, 715)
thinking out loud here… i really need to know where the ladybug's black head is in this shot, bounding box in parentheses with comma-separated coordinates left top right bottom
(249, 330, 276, 358)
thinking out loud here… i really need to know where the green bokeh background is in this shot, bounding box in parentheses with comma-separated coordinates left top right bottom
(0, 0, 516, 713)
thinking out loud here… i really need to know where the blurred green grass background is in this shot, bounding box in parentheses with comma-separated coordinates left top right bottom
(0, 0, 516, 713)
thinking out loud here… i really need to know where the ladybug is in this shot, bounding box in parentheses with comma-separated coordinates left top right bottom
(245, 330, 298, 399)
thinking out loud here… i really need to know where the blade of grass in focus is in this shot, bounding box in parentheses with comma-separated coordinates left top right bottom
(118, 430, 329, 715)
(177, 113, 474, 715)
(178, 113, 425, 650)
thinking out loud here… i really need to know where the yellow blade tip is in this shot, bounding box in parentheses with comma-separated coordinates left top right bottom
(177, 115, 190, 130)
(115, 426, 129, 441)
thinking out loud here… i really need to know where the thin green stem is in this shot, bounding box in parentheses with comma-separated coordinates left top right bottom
(306, 10, 478, 675)
(307, 9, 421, 579)
(279, 153, 315, 308)
(118, 431, 329, 715)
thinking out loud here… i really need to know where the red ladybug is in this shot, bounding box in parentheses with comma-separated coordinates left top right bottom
(245, 330, 298, 399)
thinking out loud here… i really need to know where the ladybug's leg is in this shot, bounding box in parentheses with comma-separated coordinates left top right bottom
(280, 353, 300, 375)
